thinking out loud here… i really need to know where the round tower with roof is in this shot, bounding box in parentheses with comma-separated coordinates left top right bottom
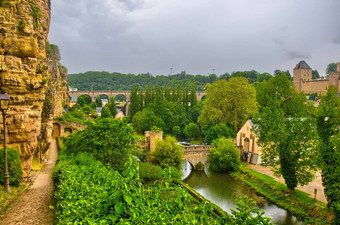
(293, 60, 312, 92)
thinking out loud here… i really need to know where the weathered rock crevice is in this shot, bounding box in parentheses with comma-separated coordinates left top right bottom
(0, 0, 68, 180)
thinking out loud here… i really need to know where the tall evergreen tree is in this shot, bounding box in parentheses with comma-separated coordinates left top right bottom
(129, 85, 139, 117)
(138, 87, 144, 112)
(313, 87, 340, 223)
(144, 85, 152, 107)
(106, 96, 118, 118)
(164, 86, 171, 101)
(190, 86, 198, 107)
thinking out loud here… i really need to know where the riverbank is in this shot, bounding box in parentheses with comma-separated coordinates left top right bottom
(231, 165, 333, 224)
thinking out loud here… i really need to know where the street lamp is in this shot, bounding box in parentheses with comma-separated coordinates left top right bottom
(0, 89, 11, 192)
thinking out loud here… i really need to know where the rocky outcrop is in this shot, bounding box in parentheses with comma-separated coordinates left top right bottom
(37, 43, 69, 162)
(0, 0, 51, 180)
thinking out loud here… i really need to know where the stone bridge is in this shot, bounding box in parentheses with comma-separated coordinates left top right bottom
(183, 145, 215, 170)
(70, 90, 206, 115)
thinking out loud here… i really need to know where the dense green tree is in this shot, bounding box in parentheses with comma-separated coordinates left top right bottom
(199, 77, 258, 131)
(129, 85, 139, 117)
(95, 96, 102, 107)
(313, 87, 340, 223)
(256, 73, 272, 82)
(253, 74, 318, 193)
(77, 96, 86, 107)
(312, 69, 320, 80)
(190, 86, 198, 107)
(184, 123, 201, 139)
(151, 136, 183, 169)
(82, 105, 93, 115)
(326, 62, 337, 74)
(100, 105, 111, 118)
(89, 102, 97, 110)
(209, 138, 240, 172)
(132, 108, 165, 134)
(138, 87, 144, 112)
(164, 86, 171, 102)
(172, 126, 181, 138)
(106, 97, 118, 118)
(231, 70, 259, 83)
(144, 85, 152, 107)
(62, 118, 135, 172)
(204, 123, 236, 144)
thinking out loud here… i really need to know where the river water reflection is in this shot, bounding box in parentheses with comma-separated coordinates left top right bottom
(182, 161, 304, 225)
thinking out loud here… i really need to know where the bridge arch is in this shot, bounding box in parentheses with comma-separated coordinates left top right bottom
(78, 94, 92, 104)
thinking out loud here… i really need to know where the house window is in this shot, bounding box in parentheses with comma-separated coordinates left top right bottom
(242, 133, 245, 137)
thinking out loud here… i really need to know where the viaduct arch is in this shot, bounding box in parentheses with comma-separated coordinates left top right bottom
(70, 90, 206, 115)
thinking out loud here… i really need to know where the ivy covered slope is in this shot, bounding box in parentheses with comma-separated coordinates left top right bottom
(52, 118, 272, 224)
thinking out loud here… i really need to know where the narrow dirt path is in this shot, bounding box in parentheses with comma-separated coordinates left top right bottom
(0, 139, 58, 225)
(247, 163, 327, 203)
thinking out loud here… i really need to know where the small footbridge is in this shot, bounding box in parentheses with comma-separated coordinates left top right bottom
(182, 145, 215, 170)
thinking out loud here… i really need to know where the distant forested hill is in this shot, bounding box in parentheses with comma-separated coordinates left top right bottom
(68, 70, 282, 91)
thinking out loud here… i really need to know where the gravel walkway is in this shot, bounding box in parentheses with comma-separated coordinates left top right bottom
(247, 163, 327, 203)
(0, 139, 58, 225)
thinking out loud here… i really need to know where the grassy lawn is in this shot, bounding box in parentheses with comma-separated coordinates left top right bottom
(231, 165, 332, 224)
(0, 184, 26, 215)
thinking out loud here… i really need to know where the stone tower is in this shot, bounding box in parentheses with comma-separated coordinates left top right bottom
(328, 62, 340, 90)
(293, 60, 312, 92)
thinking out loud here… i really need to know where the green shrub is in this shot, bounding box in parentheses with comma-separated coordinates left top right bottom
(204, 123, 236, 145)
(209, 138, 240, 172)
(184, 123, 201, 139)
(151, 136, 183, 169)
(53, 153, 226, 224)
(139, 162, 163, 182)
(62, 118, 135, 172)
(0, 148, 23, 186)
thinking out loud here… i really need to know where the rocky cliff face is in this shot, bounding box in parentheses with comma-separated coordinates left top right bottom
(37, 43, 69, 162)
(0, 0, 52, 180)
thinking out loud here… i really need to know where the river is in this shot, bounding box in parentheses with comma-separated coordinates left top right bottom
(182, 161, 304, 225)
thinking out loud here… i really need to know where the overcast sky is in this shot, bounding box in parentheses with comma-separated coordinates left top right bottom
(48, 0, 340, 76)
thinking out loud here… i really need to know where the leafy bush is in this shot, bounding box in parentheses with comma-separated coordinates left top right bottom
(132, 108, 164, 134)
(209, 138, 240, 172)
(139, 162, 163, 182)
(184, 123, 201, 139)
(151, 136, 183, 169)
(172, 126, 181, 137)
(53, 153, 227, 224)
(0, 148, 23, 186)
(231, 196, 272, 225)
(204, 123, 236, 144)
(62, 118, 135, 172)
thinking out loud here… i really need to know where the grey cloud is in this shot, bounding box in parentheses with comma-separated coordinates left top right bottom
(334, 36, 340, 44)
(49, 0, 340, 76)
(118, 0, 144, 11)
(283, 49, 312, 60)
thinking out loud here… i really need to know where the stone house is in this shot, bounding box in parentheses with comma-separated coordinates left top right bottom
(235, 120, 262, 165)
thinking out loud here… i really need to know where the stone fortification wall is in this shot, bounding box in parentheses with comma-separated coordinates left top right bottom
(301, 79, 330, 95)
(294, 61, 340, 95)
(0, 0, 52, 180)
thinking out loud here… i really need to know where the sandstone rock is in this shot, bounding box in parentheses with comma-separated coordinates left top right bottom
(0, 1, 51, 180)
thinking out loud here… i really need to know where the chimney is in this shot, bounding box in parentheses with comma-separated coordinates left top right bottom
(337, 62, 340, 72)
